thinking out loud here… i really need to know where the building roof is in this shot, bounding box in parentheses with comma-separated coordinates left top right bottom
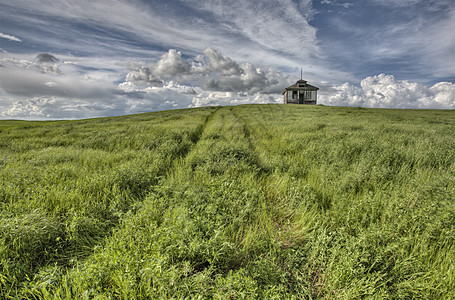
(283, 79, 319, 94)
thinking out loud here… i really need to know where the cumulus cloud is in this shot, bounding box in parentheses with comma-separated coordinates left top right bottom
(319, 74, 455, 109)
(124, 66, 163, 87)
(202, 47, 243, 75)
(1, 97, 57, 119)
(116, 47, 290, 113)
(122, 47, 290, 95)
(154, 49, 191, 78)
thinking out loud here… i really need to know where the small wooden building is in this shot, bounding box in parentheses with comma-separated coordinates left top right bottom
(283, 79, 319, 105)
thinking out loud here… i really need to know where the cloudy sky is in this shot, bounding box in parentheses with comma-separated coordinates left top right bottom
(0, 0, 454, 119)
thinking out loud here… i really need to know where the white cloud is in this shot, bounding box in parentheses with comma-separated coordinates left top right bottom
(119, 49, 287, 111)
(1, 97, 56, 118)
(0, 54, 117, 99)
(1, 49, 453, 120)
(319, 74, 455, 109)
(121, 83, 194, 115)
(346, 2, 454, 81)
(122, 48, 291, 95)
(203, 47, 242, 75)
(0, 96, 127, 120)
(120, 77, 281, 113)
(421, 7, 455, 78)
(191, 92, 281, 108)
(154, 49, 191, 78)
(123, 66, 163, 87)
(3, 0, 322, 70)
(186, 0, 320, 60)
(0, 53, 128, 119)
(430, 82, 455, 108)
(0, 33, 22, 42)
(321, 0, 354, 9)
(368, 0, 447, 8)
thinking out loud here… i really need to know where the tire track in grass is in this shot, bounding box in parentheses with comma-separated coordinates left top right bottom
(229, 105, 278, 178)
(88, 107, 221, 240)
(50, 107, 276, 298)
(230, 105, 309, 247)
(183, 106, 265, 177)
(33, 106, 325, 298)
(1, 108, 220, 299)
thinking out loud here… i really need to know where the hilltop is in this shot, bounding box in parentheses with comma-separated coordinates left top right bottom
(1, 104, 454, 298)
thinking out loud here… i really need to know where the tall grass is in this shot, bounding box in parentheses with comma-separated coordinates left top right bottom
(1, 105, 454, 298)
(0, 108, 216, 297)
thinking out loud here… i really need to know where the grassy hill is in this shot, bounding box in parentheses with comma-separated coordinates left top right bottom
(1, 104, 454, 298)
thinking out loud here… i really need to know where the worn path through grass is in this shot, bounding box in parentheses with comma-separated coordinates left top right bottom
(0, 107, 217, 297)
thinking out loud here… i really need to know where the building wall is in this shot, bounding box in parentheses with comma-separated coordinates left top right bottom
(284, 90, 317, 104)
(284, 91, 299, 104)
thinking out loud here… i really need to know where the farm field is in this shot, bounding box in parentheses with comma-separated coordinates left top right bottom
(1, 104, 454, 298)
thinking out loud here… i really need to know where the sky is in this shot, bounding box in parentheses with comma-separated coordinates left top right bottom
(0, 0, 454, 119)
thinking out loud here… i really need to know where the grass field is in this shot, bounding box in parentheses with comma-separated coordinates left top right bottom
(1, 104, 454, 298)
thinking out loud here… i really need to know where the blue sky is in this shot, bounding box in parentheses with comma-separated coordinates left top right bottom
(0, 0, 454, 119)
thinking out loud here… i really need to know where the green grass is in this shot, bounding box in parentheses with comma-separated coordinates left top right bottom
(1, 104, 454, 298)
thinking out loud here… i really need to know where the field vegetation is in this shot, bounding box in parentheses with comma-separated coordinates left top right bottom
(1, 104, 454, 298)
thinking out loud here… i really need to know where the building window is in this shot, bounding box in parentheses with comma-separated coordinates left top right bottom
(304, 91, 312, 100)
(292, 91, 297, 99)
